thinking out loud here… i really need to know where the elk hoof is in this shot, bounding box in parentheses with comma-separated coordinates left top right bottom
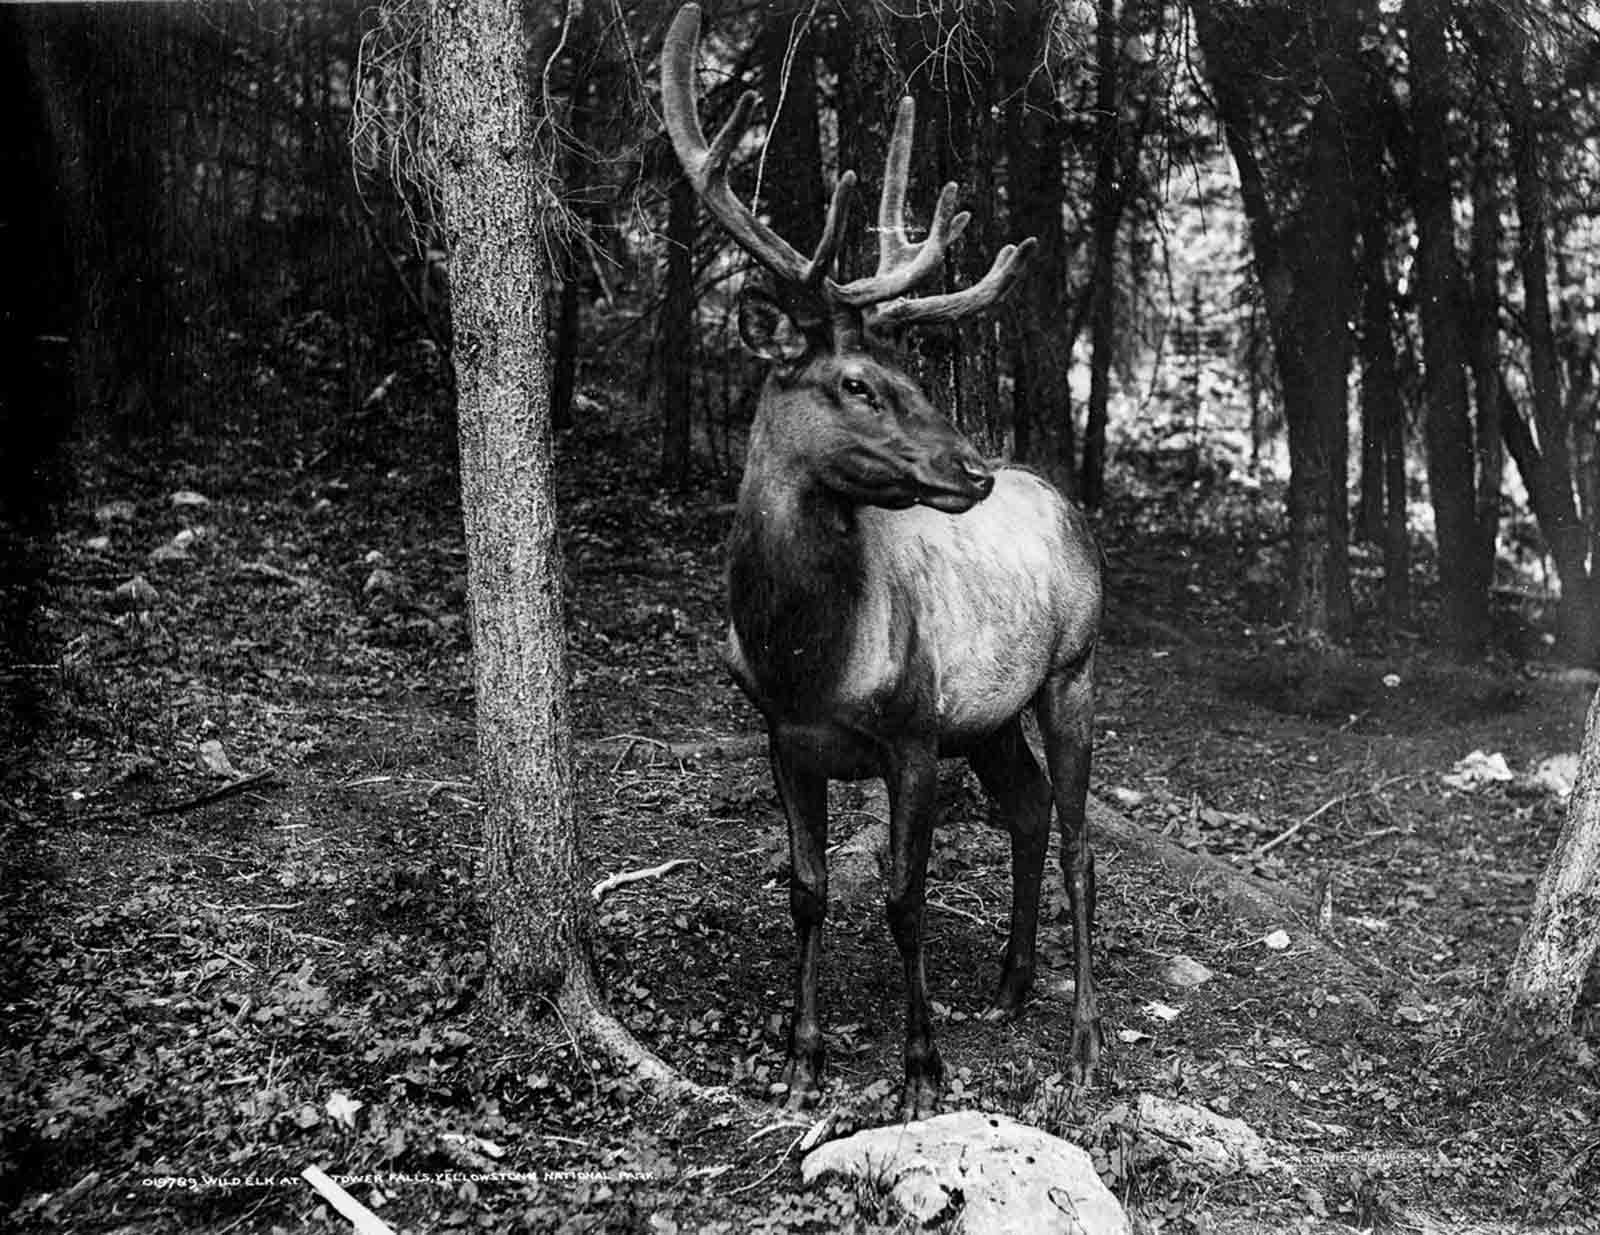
(897, 1075, 941, 1122)
(1067, 1019, 1102, 1090)
(777, 1057, 823, 1109)
(984, 969, 1033, 1021)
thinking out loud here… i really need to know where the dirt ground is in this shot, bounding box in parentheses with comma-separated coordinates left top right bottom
(3, 357, 1598, 1233)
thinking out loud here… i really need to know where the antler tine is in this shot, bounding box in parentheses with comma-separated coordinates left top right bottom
(662, 5, 848, 288)
(871, 237, 1039, 330)
(830, 97, 972, 309)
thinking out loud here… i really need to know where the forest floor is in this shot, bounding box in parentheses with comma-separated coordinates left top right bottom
(4, 339, 1599, 1233)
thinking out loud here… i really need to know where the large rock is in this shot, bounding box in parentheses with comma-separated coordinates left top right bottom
(801, 1110, 1130, 1235)
(1120, 1094, 1273, 1176)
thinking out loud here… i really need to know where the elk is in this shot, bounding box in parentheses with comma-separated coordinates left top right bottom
(662, 4, 1103, 1119)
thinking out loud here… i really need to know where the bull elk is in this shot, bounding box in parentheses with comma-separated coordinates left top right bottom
(662, 3, 1104, 1119)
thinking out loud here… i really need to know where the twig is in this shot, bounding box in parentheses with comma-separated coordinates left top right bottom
(147, 770, 276, 817)
(729, 1129, 808, 1195)
(1247, 774, 1411, 862)
(926, 896, 988, 927)
(744, 1118, 811, 1145)
(604, 733, 671, 773)
(590, 858, 699, 904)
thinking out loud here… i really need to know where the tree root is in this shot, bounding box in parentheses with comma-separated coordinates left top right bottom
(556, 963, 736, 1106)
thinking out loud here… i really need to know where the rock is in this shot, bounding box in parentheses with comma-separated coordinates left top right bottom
(1441, 749, 1514, 791)
(95, 499, 137, 524)
(148, 541, 190, 565)
(802, 1110, 1130, 1235)
(1159, 955, 1214, 988)
(197, 739, 239, 780)
(1120, 1095, 1273, 1177)
(111, 575, 159, 610)
(1530, 754, 1578, 800)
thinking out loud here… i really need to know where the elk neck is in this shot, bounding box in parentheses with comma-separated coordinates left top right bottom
(726, 406, 871, 721)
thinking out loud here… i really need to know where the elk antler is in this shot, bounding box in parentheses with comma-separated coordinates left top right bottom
(661, 5, 853, 290)
(661, 4, 1035, 334)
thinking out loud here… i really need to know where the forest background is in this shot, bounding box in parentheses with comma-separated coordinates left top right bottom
(4, 1, 1600, 1231)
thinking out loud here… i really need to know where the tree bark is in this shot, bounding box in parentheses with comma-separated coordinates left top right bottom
(427, 0, 710, 1104)
(1502, 687, 1600, 1035)
(428, 0, 588, 1012)
(1403, 0, 1487, 658)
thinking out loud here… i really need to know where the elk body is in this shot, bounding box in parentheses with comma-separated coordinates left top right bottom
(663, 4, 1103, 1119)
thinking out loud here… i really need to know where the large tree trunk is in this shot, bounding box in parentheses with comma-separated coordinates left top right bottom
(429, 0, 588, 1011)
(1404, 0, 1488, 658)
(1502, 687, 1600, 1037)
(426, 4, 704, 1105)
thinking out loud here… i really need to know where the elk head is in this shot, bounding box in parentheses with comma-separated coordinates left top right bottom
(660, 3, 1036, 515)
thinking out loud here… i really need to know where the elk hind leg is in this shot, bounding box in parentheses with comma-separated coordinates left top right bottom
(967, 716, 1052, 1019)
(1036, 652, 1099, 1085)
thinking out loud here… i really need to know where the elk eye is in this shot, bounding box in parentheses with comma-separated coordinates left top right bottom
(842, 376, 876, 406)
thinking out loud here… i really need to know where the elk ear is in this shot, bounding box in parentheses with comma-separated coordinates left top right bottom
(738, 289, 811, 364)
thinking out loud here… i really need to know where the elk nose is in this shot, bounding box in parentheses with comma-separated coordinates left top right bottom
(960, 458, 995, 499)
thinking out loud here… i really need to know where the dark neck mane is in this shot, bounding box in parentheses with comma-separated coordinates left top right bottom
(727, 465, 864, 720)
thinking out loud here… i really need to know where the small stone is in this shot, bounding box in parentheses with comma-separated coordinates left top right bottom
(95, 499, 137, 524)
(111, 575, 159, 610)
(1159, 955, 1214, 988)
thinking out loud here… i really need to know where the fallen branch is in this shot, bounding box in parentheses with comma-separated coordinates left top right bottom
(147, 769, 276, 817)
(584, 733, 767, 766)
(590, 858, 700, 905)
(301, 1165, 393, 1235)
(1247, 774, 1412, 862)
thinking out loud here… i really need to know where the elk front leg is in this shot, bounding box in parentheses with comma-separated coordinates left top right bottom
(967, 717, 1053, 1019)
(1037, 653, 1099, 1086)
(883, 742, 942, 1121)
(770, 736, 829, 1108)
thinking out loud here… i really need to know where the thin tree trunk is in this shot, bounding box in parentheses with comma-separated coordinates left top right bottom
(1507, 52, 1597, 660)
(1002, 0, 1074, 482)
(757, 0, 825, 253)
(1502, 686, 1600, 1035)
(1468, 105, 1502, 587)
(659, 171, 695, 487)
(1358, 214, 1410, 621)
(1404, 0, 1486, 657)
(1193, 0, 1354, 636)
(1081, 0, 1120, 509)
